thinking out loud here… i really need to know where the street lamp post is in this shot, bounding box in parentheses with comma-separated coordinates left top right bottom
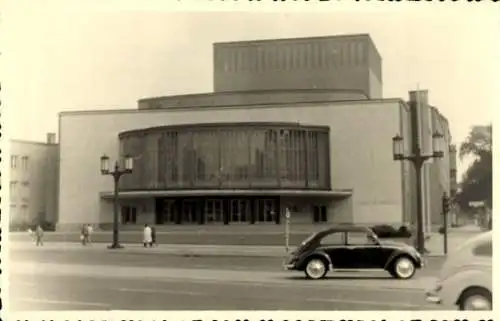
(100, 154, 134, 249)
(284, 207, 291, 253)
(392, 131, 445, 253)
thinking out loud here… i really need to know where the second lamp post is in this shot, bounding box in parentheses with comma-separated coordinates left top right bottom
(100, 154, 134, 249)
(392, 131, 445, 254)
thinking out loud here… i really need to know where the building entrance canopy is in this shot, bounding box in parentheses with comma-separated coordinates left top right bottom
(99, 188, 352, 200)
(100, 189, 352, 225)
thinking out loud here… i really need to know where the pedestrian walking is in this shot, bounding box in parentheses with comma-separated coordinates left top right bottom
(151, 225, 157, 247)
(143, 224, 152, 248)
(35, 225, 44, 246)
(80, 224, 89, 246)
(87, 224, 94, 244)
(27, 227, 35, 244)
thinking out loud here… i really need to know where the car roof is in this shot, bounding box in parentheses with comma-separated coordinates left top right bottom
(317, 225, 372, 235)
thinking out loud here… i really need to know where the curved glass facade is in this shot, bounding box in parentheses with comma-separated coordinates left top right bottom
(119, 123, 330, 191)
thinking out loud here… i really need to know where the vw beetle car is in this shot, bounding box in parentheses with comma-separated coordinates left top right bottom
(425, 230, 492, 310)
(283, 225, 424, 280)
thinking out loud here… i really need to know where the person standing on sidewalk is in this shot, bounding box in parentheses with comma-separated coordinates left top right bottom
(27, 227, 35, 244)
(151, 225, 157, 247)
(80, 224, 89, 246)
(87, 224, 94, 244)
(35, 225, 44, 246)
(143, 224, 152, 248)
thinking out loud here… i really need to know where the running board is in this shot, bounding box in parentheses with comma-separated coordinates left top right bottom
(330, 268, 386, 272)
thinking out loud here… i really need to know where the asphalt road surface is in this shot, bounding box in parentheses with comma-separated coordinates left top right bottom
(9, 248, 444, 311)
(10, 273, 440, 311)
(10, 247, 445, 275)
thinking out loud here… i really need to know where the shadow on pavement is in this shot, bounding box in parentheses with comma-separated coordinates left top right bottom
(284, 275, 391, 280)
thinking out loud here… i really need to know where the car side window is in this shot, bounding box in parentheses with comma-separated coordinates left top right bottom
(473, 240, 492, 257)
(348, 231, 375, 245)
(320, 232, 345, 246)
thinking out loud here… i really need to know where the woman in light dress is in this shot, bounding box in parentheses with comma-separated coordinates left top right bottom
(143, 224, 152, 247)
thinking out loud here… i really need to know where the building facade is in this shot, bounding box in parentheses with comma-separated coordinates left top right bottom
(56, 34, 454, 231)
(9, 134, 59, 228)
(60, 98, 408, 230)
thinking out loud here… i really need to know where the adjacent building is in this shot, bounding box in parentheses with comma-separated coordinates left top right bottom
(56, 34, 456, 231)
(9, 134, 59, 228)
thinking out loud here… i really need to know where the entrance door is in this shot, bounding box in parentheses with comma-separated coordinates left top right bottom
(161, 200, 176, 224)
(230, 199, 249, 223)
(181, 200, 197, 224)
(205, 199, 223, 223)
(256, 199, 276, 223)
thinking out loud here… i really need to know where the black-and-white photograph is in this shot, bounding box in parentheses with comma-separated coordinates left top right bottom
(3, 2, 495, 313)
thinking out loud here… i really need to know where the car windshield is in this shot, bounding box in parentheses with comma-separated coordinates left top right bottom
(300, 232, 317, 245)
(369, 233, 380, 244)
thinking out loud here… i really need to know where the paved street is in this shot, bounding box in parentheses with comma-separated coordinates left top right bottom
(10, 244, 445, 275)
(9, 245, 444, 311)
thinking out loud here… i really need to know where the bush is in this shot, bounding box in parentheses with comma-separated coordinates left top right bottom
(9, 222, 31, 232)
(371, 224, 412, 238)
(40, 221, 56, 231)
(397, 225, 412, 238)
(438, 226, 445, 234)
(371, 224, 396, 238)
(9, 220, 56, 232)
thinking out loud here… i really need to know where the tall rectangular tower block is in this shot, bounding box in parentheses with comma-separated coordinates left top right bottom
(213, 34, 383, 99)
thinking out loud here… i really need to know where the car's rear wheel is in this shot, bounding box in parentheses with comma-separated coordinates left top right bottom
(390, 256, 416, 279)
(304, 258, 327, 280)
(458, 288, 492, 310)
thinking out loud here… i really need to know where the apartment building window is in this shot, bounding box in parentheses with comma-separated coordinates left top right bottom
(10, 181, 18, 197)
(11, 155, 18, 169)
(21, 156, 29, 170)
(21, 181, 29, 187)
(21, 204, 28, 221)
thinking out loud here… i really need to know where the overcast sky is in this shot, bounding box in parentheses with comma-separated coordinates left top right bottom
(3, 1, 499, 178)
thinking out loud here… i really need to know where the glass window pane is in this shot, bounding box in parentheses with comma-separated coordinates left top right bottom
(320, 232, 344, 245)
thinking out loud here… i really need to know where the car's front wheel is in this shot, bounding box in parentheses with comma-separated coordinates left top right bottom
(458, 287, 492, 310)
(304, 258, 327, 280)
(390, 256, 416, 279)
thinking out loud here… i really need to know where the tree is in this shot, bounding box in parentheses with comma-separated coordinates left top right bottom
(455, 125, 492, 210)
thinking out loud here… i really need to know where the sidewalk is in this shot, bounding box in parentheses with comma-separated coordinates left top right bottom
(10, 241, 449, 257)
(10, 241, 293, 257)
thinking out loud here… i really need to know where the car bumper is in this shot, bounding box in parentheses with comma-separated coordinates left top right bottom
(283, 263, 296, 270)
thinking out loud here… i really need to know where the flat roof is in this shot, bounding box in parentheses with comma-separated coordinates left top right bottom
(214, 33, 382, 60)
(59, 97, 408, 117)
(10, 139, 56, 146)
(137, 88, 369, 103)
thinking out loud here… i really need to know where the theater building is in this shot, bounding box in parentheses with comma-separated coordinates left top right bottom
(57, 34, 455, 230)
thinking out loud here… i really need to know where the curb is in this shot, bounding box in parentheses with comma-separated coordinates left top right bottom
(9, 241, 447, 258)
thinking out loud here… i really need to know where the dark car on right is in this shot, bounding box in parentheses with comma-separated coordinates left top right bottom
(283, 225, 424, 280)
